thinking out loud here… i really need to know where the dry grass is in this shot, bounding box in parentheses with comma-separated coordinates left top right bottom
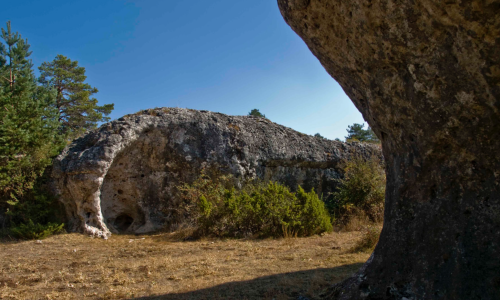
(338, 213, 378, 232)
(0, 230, 373, 300)
(349, 225, 382, 253)
(227, 124, 241, 132)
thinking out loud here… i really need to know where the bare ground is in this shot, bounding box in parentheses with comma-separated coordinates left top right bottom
(0, 230, 371, 300)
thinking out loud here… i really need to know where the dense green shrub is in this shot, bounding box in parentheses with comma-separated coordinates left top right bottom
(9, 220, 64, 240)
(178, 173, 332, 238)
(328, 155, 385, 224)
(1, 172, 65, 239)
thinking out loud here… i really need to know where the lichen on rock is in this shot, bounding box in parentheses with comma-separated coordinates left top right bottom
(52, 108, 379, 238)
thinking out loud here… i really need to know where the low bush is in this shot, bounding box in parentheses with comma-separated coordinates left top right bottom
(327, 155, 385, 226)
(349, 226, 381, 253)
(1, 173, 65, 240)
(9, 220, 64, 240)
(178, 173, 332, 238)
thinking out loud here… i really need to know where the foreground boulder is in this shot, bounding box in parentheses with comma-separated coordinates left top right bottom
(278, 0, 500, 299)
(52, 108, 379, 238)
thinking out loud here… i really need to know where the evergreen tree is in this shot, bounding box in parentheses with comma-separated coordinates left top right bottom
(0, 21, 62, 205)
(39, 55, 114, 139)
(345, 123, 380, 143)
(314, 133, 325, 139)
(248, 108, 266, 118)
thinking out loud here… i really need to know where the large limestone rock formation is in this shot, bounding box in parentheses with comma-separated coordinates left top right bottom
(278, 0, 500, 299)
(52, 108, 379, 238)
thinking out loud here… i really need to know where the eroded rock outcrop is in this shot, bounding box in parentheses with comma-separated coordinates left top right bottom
(52, 108, 379, 238)
(278, 0, 500, 299)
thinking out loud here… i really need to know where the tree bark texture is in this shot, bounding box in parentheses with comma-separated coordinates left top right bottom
(277, 0, 500, 299)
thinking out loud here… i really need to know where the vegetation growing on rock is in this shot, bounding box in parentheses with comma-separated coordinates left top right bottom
(248, 108, 266, 118)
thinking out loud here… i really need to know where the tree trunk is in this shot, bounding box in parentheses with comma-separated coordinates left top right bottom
(277, 0, 500, 299)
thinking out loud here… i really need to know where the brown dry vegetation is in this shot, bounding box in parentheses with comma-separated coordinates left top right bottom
(0, 228, 380, 300)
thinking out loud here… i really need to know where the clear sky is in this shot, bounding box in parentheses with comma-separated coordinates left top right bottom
(2, 0, 366, 140)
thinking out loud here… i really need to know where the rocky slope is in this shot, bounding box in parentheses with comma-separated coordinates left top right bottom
(52, 108, 379, 238)
(278, 0, 500, 299)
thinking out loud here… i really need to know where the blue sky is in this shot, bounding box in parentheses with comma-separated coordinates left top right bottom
(2, 0, 365, 140)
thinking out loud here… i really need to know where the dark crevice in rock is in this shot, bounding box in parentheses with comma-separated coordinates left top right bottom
(113, 214, 134, 232)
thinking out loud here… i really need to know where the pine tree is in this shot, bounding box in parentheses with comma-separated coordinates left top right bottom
(248, 108, 266, 118)
(0, 21, 62, 205)
(345, 123, 380, 143)
(39, 55, 114, 139)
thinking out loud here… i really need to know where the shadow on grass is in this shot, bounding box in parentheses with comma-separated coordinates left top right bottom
(131, 263, 363, 300)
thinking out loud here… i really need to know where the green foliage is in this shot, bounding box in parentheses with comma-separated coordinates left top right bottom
(314, 133, 325, 139)
(9, 220, 64, 240)
(248, 108, 266, 118)
(0, 21, 64, 206)
(178, 173, 332, 238)
(39, 54, 114, 139)
(6, 184, 62, 226)
(1, 23, 112, 239)
(0, 22, 67, 240)
(3, 174, 65, 239)
(345, 123, 380, 143)
(328, 156, 385, 224)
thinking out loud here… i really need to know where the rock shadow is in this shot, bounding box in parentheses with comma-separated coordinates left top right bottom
(130, 263, 363, 300)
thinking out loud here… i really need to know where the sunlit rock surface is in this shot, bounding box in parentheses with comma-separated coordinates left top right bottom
(52, 108, 379, 238)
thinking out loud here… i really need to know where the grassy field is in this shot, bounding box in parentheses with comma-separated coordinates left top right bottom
(0, 230, 374, 300)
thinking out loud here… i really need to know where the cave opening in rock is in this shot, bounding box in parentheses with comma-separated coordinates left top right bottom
(100, 132, 174, 234)
(113, 214, 134, 232)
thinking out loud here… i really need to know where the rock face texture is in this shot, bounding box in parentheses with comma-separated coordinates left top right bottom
(52, 108, 379, 238)
(278, 0, 500, 299)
